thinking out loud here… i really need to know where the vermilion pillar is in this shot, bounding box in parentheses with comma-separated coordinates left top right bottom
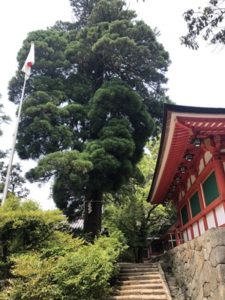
(198, 185, 208, 231)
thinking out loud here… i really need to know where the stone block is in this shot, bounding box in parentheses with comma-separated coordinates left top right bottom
(203, 282, 211, 298)
(194, 238, 202, 251)
(212, 283, 225, 299)
(190, 240, 195, 250)
(194, 252, 204, 274)
(216, 264, 225, 282)
(210, 246, 225, 267)
(201, 261, 212, 282)
(195, 286, 204, 300)
(203, 248, 209, 261)
(206, 228, 225, 248)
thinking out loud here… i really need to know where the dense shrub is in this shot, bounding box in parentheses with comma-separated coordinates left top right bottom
(0, 195, 64, 261)
(0, 196, 126, 299)
(1, 234, 125, 300)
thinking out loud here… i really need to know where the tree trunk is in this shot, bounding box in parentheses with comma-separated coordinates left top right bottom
(136, 247, 144, 263)
(83, 190, 102, 239)
(2, 243, 8, 262)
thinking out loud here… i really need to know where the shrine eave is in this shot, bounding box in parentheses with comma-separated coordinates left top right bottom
(148, 104, 225, 204)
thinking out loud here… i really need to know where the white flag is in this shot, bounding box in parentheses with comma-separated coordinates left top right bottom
(22, 42, 35, 79)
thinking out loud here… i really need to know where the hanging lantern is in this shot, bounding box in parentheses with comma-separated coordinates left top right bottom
(185, 153, 193, 162)
(192, 138, 201, 147)
(179, 166, 186, 174)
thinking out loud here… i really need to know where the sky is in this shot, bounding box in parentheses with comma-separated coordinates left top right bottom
(0, 0, 225, 209)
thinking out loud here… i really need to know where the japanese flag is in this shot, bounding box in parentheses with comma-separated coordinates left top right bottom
(22, 42, 35, 79)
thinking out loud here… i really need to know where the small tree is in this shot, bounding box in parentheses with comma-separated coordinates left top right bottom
(103, 139, 176, 262)
(0, 163, 29, 199)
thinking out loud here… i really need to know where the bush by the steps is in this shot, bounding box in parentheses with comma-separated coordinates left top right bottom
(0, 196, 126, 300)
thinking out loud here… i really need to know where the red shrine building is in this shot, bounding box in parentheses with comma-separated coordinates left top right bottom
(148, 104, 225, 249)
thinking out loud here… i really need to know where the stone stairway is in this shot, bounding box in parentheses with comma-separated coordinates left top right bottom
(111, 262, 171, 300)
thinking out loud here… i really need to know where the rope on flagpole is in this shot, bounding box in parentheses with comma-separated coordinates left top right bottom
(1, 77, 27, 205)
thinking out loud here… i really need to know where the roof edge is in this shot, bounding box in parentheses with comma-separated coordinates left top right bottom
(148, 103, 225, 204)
(164, 103, 225, 115)
(148, 103, 170, 203)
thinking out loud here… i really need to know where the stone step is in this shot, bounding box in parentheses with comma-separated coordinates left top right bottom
(120, 268, 158, 273)
(118, 284, 164, 290)
(119, 268, 159, 274)
(118, 279, 163, 285)
(120, 265, 158, 270)
(119, 262, 157, 264)
(112, 263, 171, 300)
(115, 289, 166, 296)
(119, 264, 158, 269)
(119, 272, 159, 277)
(119, 274, 161, 281)
(112, 295, 168, 300)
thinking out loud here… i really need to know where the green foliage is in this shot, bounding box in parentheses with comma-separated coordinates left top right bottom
(0, 196, 126, 299)
(1, 234, 125, 300)
(103, 139, 176, 262)
(0, 209, 63, 254)
(9, 0, 170, 235)
(26, 150, 93, 220)
(0, 195, 64, 260)
(0, 163, 29, 198)
(0, 194, 39, 212)
(181, 0, 225, 48)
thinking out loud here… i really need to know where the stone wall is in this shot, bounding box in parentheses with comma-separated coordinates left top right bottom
(161, 228, 225, 300)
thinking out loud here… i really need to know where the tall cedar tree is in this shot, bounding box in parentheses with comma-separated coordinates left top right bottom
(9, 0, 170, 237)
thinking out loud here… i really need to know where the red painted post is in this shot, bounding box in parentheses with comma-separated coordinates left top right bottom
(199, 185, 208, 231)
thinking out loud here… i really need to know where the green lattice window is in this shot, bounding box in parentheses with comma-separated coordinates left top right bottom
(190, 192, 201, 217)
(181, 205, 189, 225)
(202, 172, 219, 206)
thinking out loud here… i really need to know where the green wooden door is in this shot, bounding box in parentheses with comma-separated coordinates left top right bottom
(202, 172, 219, 206)
(190, 192, 201, 217)
(181, 205, 189, 225)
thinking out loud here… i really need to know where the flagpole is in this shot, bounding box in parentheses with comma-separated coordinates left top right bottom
(1, 77, 27, 205)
